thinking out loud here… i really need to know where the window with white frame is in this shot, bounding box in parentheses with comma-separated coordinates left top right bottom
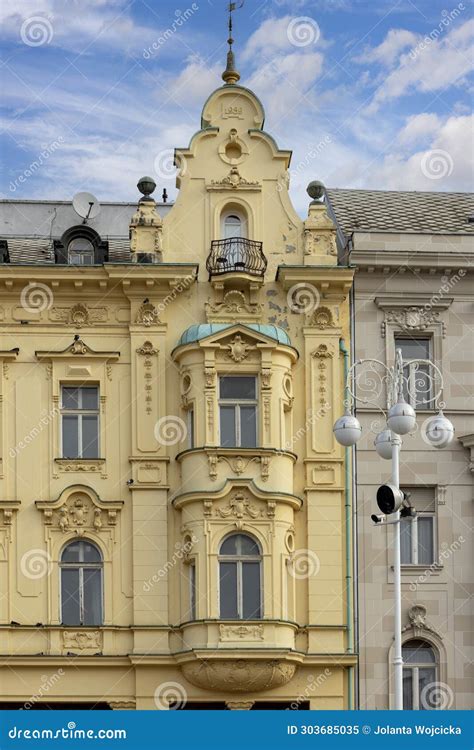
(61, 386, 99, 459)
(68, 237, 95, 265)
(394, 337, 434, 408)
(223, 214, 242, 239)
(402, 640, 439, 709)
(219, 376, 257, 448)
(400, 488, 436, 566)
(60, 540, 103, 626)
(219, 533, 262, 620)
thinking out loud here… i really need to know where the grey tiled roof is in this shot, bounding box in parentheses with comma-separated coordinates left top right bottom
(325, 189, 474, 236)
(3, 237, 131, 264)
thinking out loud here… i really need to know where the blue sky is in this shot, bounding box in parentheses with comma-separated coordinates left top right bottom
(1, 0, 472, 214)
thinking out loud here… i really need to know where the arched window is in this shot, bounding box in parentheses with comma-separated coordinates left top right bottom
(219, 533, 262, 620)
(60, 540, 103, 626)
(402, 639, 438, 709)
(224, 214, 242, 239)
(68, 237, 95, 265)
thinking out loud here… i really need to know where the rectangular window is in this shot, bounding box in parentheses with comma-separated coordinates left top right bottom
(187, 408, 195, 449)
(219, 562, 238, 618)
(189, 562, 196, 620)
(400, 488, 436, 565)
(69, 251, 94, 265)
(394, 337, 433, 408)
(219, 376, 257, 448)
(61, 386, 99, 459)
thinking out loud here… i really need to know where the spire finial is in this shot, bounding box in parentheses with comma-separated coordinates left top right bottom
(222, 2, 243, 85)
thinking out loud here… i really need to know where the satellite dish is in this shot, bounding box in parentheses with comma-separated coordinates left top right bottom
(72, 192, 101, 222)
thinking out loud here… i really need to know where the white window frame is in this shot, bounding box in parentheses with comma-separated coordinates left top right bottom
(221, 209, 247, 239)
(401, 513, 436, 566)
(218, 534, 263, 620)
(68, 238, 95, 265)
(60, 541, 103, 626)
(394, 335, 434, 408)
(402, 644, 438, 710)
(61, 385, 100, 459)
(218, 376, 258, 448)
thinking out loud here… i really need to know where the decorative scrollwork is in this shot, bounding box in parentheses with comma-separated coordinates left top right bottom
(346, 349, 445, 422)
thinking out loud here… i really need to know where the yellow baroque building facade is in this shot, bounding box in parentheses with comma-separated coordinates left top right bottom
(0, 64, 355, 709)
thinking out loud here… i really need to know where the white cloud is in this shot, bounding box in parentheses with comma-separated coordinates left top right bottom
(362, 19, 474, 112)
(396, 113, 441, 146)
(371, 114, 473, 191)
(355, 28, 418, 66)
(0, 0, 162, 54)
(242, 15, 326, 62)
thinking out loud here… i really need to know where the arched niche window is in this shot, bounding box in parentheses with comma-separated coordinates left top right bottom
(221, 208, 248, 240)
(402, 639, 439, 709)
(68, 236, 95, 265)
(54, 226, 108, 265)
(60, 540, 103, 626)
(219, 533, 262, 620)
(224, 214, 242, 239)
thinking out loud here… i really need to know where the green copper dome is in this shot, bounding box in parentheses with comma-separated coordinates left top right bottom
(176, 323, 291, 349)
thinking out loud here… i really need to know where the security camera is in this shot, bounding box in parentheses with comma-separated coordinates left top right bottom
(376, 483, 409, 514)
(371, 513, 386, 525)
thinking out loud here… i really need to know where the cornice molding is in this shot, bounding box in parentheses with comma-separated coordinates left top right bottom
(35, 337, 120, 362)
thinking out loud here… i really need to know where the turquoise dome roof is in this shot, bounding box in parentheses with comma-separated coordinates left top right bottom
(176, 323, 291, 348)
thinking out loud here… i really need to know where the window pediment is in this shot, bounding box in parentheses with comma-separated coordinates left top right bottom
(36, 485, 123, 536)
(35, 336, 120, 362)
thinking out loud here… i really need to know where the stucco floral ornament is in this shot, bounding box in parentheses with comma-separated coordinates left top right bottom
(224, 334, 253, 362)
(136, 301, 160, 327)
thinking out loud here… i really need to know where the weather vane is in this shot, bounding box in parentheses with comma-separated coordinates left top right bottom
(222, 1, 244, 84)
(227, 2, 244, 49)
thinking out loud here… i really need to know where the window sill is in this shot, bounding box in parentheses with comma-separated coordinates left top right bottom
(391, 563, 443, 576)
(176, 446, 297, 461)
(54, 458, 106, 475)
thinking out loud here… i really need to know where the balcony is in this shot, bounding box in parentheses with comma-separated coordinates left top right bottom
(206, 237, 267, 278)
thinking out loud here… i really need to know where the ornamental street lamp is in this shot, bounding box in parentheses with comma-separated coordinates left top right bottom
(333, 348, 454, 710)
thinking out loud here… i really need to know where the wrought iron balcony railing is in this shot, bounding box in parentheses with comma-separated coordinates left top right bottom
(206, 237, 267, 278)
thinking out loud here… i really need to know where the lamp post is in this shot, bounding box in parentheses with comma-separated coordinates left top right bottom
(333, 348, 454, 710)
